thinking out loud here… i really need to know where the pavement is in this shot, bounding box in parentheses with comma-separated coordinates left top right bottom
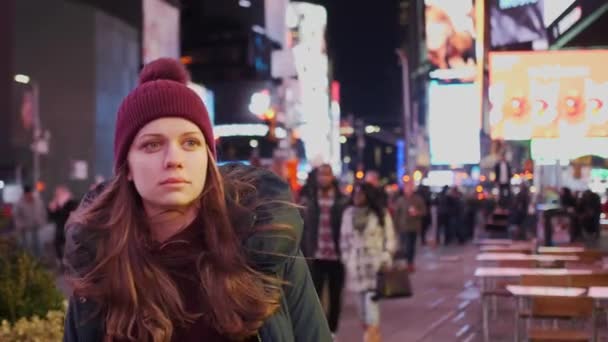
(336, 243, 491, 342)
(336, 240, 608, 342)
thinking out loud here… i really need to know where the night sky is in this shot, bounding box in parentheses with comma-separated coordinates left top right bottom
(311, 0, 403, 128)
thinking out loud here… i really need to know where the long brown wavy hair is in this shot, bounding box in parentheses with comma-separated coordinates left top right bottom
(66, 155, 287, 341)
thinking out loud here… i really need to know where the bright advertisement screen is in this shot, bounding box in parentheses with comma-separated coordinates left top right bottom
(143, 0, 180, 64)
(289, 2, 331, 165)
(531, 137, 608, 161)
(490, 0, 577, 48)
(425, 0, 478, 81)
(490, 0, 546, 47)
(188, 82, 215, 125)
(428, 82, 481, 165)
(489, 50, 608, 140)
(544, 0, 576, 26)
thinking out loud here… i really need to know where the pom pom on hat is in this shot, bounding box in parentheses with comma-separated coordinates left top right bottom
(138, 58, 189, 85)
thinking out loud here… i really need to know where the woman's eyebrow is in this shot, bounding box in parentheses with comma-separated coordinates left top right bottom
(180, 131, 203, 136)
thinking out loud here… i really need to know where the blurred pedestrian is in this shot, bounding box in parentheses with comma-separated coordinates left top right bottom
(436, 185, 450, 245)
(300, 163, 349, 337)
(416, 185, 432, 245)
(63, 58, 330, 342)
(559, 187, 579, 240)
(13, 184, 46, 257)
(511, 184, 530, 240)
(578, 190, 601, 243)
(298, 167, 318, 203)
(446, 187, 465, 245)
(341, 182, 397, 342)
(48, 185, 78, 267)
(394, 181, 427, 271)
(494, 152, 512, 208)
(602, 189, 608, 216)
(364, 170, 388, 210)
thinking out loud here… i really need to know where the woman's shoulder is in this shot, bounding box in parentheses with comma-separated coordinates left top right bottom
(219, 163, 303, 273)
(219, 163, 292, 201)
(64, 221, 102, 278)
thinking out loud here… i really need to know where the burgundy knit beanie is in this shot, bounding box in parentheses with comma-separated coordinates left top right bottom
(113, 58, 215, 174)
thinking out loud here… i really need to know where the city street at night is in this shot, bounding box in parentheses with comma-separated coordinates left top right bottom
(4, 0, 608, 341)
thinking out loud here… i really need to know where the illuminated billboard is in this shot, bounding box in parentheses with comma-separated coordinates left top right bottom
(489, 50, 608, 140)
(425, 0, 478, 81)
(490, 0, 578, 48)
(289, 2, 334, 167)
(490, 0, 546, 47)
(143, 0, 180, 64)
(428, 82, 481, 165)
(544, 0, 576, 27)
(531, 137, 608, 162)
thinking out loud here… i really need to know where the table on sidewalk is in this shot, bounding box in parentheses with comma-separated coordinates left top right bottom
(475, 267, 598, 342)
(506, 285, 587, 297)
(506, 285, 587, 342)
(476, 253, 579, 263)
(480, 245, 535, 253)
(474, 238, 514, 246)
(587, 287, 608, 342)
(475, 267, 598, 278)
(538, 246, 586, 254)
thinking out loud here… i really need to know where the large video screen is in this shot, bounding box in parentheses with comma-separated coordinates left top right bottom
(490, 0, 577, 48)
(489, 50, 608, 140)
(490, 0, 546, 47)
(425, 0, 478, 82)
(428, 82, 480, 165)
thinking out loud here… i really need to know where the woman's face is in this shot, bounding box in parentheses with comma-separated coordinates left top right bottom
(353, 187, 367, 207)
(127, 117, 209, 212)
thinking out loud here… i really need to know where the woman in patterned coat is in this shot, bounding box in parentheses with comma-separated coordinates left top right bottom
(340, 182, 397, 342)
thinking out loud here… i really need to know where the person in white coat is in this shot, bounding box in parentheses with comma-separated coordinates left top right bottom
(340, 182, 397, 342)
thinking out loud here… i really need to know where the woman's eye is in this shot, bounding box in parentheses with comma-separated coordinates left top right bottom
(142, 141, 162, 152)
(184, 139, 201, 148)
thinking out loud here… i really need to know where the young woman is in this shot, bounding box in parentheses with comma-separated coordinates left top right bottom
(340, 182, 397, 342)
(63, 58, 330, 342)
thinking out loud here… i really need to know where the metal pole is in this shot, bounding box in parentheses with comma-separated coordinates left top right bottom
(15, 164, 22, 185)
(355, 118, 365, 171)
(396, 49, 412, 174)
(32, 81, 40, 186)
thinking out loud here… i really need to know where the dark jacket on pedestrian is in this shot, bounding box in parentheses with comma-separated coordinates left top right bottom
(48, 200, 79, 242)
(63, 165, 331, 342)
(299, 183, 349, 259)
(394, 193, 427, 233)
(494, 160, 512, 186)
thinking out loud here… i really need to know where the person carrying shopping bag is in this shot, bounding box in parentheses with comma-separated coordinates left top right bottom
(340, 183, 397, 342)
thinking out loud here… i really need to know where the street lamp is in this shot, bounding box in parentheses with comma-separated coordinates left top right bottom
(248, 90, 271, 116)
(14, 74, 30, 84)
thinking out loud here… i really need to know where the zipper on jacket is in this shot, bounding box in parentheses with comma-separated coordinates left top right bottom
(257, 332, 262, 342)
